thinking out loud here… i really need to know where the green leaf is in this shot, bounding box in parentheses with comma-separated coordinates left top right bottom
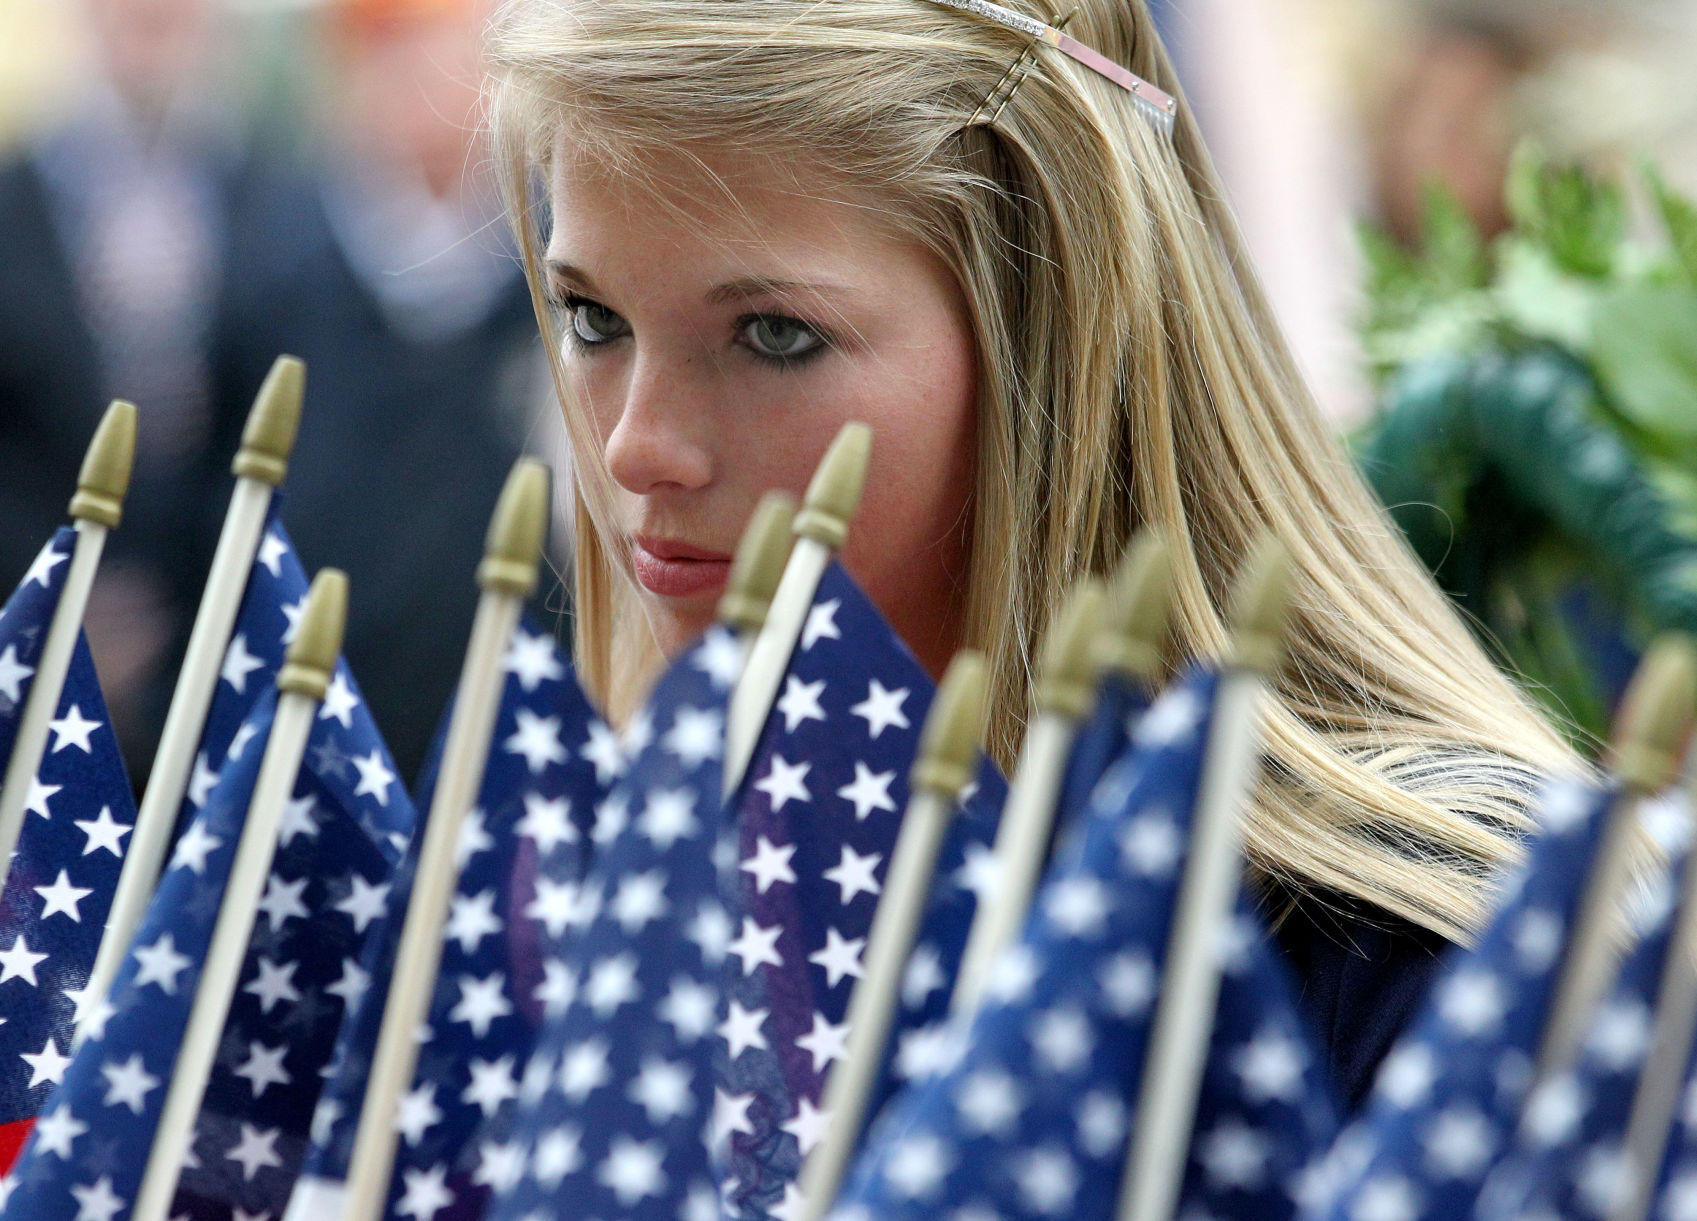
(1419, 180, 1489, 295)
(1646, 163, 1697, 287)
(1494, 237, 1596, 352)
(1504, 140, 1549, 235)
(1590, 283, 1697, 442)
(1501, 142, 1622, 280)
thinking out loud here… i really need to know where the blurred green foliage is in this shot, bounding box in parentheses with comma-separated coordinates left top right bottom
(1355, 146, 1697, 748)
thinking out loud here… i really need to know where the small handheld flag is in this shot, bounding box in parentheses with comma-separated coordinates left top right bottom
(0, 529, 136, 1170)
(798, 650, 990, 1221)
(726, 423, 870, 796)
(79, 357, 305, 1044)
(2, 554, 416, 1220)
(338, 459, 551, 1221)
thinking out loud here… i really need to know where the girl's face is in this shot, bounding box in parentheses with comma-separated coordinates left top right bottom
(546, 140, 979, 677)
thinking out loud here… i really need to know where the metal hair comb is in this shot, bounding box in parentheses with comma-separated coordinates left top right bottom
(923, 0, 1178, 138)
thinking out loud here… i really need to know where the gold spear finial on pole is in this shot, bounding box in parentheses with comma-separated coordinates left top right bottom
(794, 422, 871, 549)
(719, 492, 799, 636)
(476, 458, 550, 597)
(231, 355, 305, 486)
(1096, 532, 1174, 686)
(68, 399, 137, 526)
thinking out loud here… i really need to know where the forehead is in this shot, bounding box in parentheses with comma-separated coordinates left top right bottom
(544, 132, 904, 270)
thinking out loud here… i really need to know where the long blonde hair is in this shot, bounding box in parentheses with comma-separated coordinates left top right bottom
(484, 0, 1580, 942)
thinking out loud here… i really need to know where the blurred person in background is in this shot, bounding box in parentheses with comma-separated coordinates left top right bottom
(0, 0, 257, 781)
(210, 0, 554, 783)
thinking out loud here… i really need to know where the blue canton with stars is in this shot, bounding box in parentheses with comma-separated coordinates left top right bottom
(485, 624, 746, 1221)
(0, 529, 137, 1156)
(2, 526, 417, 1220)
(833, 667, 1341, 1221)
(1474, 853, 1683, 1221)
(283, 617, 612, 1220)
(1301, 776, 1622, 1221)
(720, 560, 1009, 1219)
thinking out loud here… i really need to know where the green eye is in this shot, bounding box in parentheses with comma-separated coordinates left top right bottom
(744, 315, 824, 360)
(569, 300, 628, 344)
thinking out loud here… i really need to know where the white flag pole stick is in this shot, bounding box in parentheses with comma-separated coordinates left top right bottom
(130, 567, 346, 1221)
(1117, 538, 1292, 1221)
(338, 460, 549, 1221)
(1612, 755, 1697, 1221)
(724, 423, 870, 799)
(0, 399, 136, 890)
(1534, 640, 1693, 1086)
(798, 651, 990, 1221)
(949, 581, 1106, 1019)
(77, 357, 304, 1049)
(717, 491, 798, 656)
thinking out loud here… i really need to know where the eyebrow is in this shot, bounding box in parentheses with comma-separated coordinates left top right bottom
(544, 261, 853, 306)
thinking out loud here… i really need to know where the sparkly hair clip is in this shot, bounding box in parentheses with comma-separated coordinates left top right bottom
(923, 0, 1178, 138)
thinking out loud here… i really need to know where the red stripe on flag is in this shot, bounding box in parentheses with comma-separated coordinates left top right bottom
(0, 1117, 35, 1173)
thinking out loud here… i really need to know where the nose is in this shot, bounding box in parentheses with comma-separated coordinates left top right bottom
(602, 351, 715, 496)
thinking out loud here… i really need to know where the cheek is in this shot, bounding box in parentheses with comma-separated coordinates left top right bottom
(838, 338, 978, 611)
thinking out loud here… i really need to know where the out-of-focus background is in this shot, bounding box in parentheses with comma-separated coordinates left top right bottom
(0, 0, 572, 788)
(2, 0, 1696, 783)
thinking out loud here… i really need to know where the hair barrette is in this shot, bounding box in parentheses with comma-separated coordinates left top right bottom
(923, 0, 1178, 138)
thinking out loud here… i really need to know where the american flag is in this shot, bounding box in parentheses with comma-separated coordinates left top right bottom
(1473, 856, 1679, 1220)
(0, 529, 137, 1171)
(831, 667, 1341, 1221)
(718, 560, 1008, 1218)
(484, 624, 746, 1221)
(1, 524, 417, 1220)
(283, 617, 614, 1219)
(1301, 776, 1622, 1221)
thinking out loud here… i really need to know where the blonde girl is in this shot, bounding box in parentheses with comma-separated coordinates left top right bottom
(484, 0, 1578, 1102)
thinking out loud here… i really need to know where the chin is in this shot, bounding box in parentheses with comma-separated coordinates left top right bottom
(646, 599, 717, 658)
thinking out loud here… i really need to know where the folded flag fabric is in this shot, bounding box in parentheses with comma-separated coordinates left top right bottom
(2, 528, 417, 1220)
(1474, 858, 1681, 1221)
(720, 560, 1008, 1218)
(484, 624, 744, 1221)
(1052, 670, 1150, 852)
(832, 667, 1341, 1221)
(283, 617, 612, 1220)
(1301, 775, 1622, 1221)
(179, 509, 323, 842)
(0, 528, 137, 1172)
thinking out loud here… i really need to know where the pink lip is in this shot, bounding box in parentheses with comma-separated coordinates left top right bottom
(632, 535, 733, 599)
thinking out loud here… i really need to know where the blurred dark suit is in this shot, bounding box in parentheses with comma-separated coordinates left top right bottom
(210, 163, 551, 783)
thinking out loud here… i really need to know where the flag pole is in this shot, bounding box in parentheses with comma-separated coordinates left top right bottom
(1533, 639, 1694, 1086)
(799, 651, 990, 1221)
(1612, 737, 1697, 1221)
(337, 459, 549, 1221)
(77, 356, 304, 1048)
(1117, 536, 1292, 1221)
(0, 399, 136, 890)
(130, 566, 346, 1221)
(717, 491, 798, 653)
(725, 423, 870, 798)
(950, 580, 1106, 1018)
(1095, 532, 1174, 692)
